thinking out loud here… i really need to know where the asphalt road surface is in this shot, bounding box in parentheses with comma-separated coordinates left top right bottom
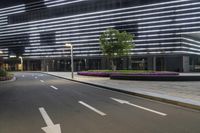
(0, 72, 200, 133)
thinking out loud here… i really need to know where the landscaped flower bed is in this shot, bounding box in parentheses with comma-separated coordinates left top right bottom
(111, 72, 179, 76)
(77, 71, 110, 77)
(0, 69, 13, 81)
(110, 74, 200, 81)
(0, 76, 13, 81)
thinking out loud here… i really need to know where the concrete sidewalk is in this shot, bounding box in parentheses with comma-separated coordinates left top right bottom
(43, 72, 200, 110)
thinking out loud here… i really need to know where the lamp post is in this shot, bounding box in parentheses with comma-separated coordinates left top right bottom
(65, 43, 74, 79)
(19, 56, 23, 71)
(0, 50, 3, 69)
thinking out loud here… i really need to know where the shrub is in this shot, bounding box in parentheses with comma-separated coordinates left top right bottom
(0, 69, 7, 77)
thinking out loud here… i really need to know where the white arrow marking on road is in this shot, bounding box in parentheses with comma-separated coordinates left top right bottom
(40, 80, 44, 83)
(111, 97, 167, 116)
(39, 107, 61, 133)
(79, 101, 106, 116)
(50, 86, 58, 90)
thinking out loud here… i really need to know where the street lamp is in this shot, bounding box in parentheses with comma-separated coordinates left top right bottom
(0, 50, 3, 69)
(65, 43, 74, 79)
(19, 56, 23, 71)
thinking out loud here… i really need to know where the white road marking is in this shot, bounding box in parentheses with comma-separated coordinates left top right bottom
(50, 86, 58, 90)
(35, 77, 38, 79)
(40, 80, 44, 83)
(79, 101, 106, 116)
(39, 107, 61, 133)
(111, 97, 167, 116)
(22, 75, 25, 77)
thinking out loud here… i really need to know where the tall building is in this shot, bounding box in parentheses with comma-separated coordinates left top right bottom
(0, 0, 200, 72)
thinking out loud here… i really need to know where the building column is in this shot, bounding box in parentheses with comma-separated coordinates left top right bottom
(41, 59, 45, 71)
(27, 60, 30, 71)
(147, 56, 156, 71)
(128, 56, 132, 70)
(153, 56, 156, 71)
(183, 56, 190, 72)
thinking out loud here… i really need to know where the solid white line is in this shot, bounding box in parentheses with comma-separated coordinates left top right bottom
(39, 107, 54, 126)
(127, 103, 167, 116)
(50, 85, 58, 90)
(79, 101, 106, 116)
(40, 80, 44, 83)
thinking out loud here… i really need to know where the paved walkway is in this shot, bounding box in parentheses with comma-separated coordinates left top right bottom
(43, 72, 200, 107)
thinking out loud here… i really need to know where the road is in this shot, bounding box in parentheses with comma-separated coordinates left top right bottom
(0, 72, 200, 133)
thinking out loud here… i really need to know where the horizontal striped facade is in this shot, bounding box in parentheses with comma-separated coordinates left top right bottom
(0, 0, 200, 59)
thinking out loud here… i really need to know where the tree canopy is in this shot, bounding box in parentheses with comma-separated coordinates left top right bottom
(99, 28, 134, 70)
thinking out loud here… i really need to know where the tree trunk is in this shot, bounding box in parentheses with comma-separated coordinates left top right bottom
(110, 58, 116, 71)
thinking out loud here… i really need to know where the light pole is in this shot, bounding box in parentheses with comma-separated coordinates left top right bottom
(0, 50, 3, 69)
(65, 43, 74, 79)
(19, 56, 23, 71)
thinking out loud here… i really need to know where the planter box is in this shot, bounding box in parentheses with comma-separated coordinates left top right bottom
(110, 74, 200, 81)
(77, 72, 110, 77)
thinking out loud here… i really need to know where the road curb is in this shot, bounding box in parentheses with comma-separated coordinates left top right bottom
(43, 73, 200, 111)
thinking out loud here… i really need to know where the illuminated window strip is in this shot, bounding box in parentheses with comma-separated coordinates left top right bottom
(0, 25, 114, 37)
(182, 37, 200, 45)
(14, 42, 181, 51)
(24, 46, 185, 54)
(34, 0, 194, 19)
(2, 9, 200, 35)
(0, 7, 25, 14)
(0, 0, 189, 29)
(26, 0, 186, 22)
(0, 5, 192, 31)
(182, 46, 200, 52)
(0, 22, 192, 39)
(183, 42, 200, 49)
(2, 1, 200, 31)
(0, 10, 25, 18)
(46, 0, 89, 8)
(55, 35, 178, 43)
(138, 18, 200, 30)
(1, 8, 200, 37)
(21, 50, 200, 57)
(4, 0, 200, 29)
(0, 4, 25, 12)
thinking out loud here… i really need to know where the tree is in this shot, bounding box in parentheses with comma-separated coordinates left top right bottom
(99, 28, 134, 71)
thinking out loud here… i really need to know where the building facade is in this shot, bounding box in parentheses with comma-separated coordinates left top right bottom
(0, 0, 200, 72)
